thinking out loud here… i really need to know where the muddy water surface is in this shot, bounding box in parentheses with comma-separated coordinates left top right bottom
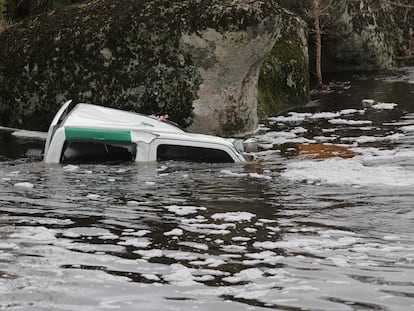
(0, 68, 413, 310)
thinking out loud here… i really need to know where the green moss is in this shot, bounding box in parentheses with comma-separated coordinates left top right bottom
(0, 0, 6, 24)
(258, 31, 309, 119)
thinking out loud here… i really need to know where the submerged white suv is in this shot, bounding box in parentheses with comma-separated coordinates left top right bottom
(44, 101, 245, 164)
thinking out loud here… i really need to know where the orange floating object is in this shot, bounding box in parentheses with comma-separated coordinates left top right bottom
(297, 143, 360, 159)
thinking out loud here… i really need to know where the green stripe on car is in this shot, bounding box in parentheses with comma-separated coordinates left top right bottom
(65, 127, 131, 142)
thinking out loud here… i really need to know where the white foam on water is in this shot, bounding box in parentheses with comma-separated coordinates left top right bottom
(219, 170, 248, 178)
(193, 275, 215, 282)
(328, 256, 351, 267)
(10, 226, 57, 242)
(362, 98, 375, 105)
(372, 102, 397, 110)
(383, 235, 400, 241)
(86, 193, 101, 200)
(244, 251, 284, 265)
(99, 233, 118, 240)
(118, 238, 151, 248)
(220, 244, 246, 253)
(219, 170, 272, 180)
(341, 133, 405, 144)
(164, 205, 206, 216)
(245, 250, 278, 260)
(281, 285, 320, 294)
(189, 257, 226, 267)
(126, 200, 140, 205)
(194, 269, 228, 277)
(309, 112, 341, 119)
(182, 221, 232, 235)
(211, 212, 255, 222)
(164, 251, 199, 261)
(116, 168, 129, 173)
(62, 230, 81, 238)
(313, 136, 337, 142)
(222, 268, 263, 283)
(401, 125, 414, 132)
(252, 130, 316, 147)
(272, 109, 364, 128)
(164, 264, 198, 286)
(0, 125, 16, 131)
(164, 228, 184, 236)
(11, 130, 47, 140)
(64, 227, 113, 237)
(269, 114, 309, 123)
(142, 274, 160, 281)
(281, 157, 414, 187)
(134, 249, 163, 259)
(254, 236, 359, 252)
(328, 119, 372, 125)
(353, 148, 414, 160)
(62, 165, 80, 171)
(291, 127, 308, 134)
(339, 109, 364, 115)
(13, 182, 34, 189)
(244, 227, 257, 233)
(248, 172, 272, 180)
(122, 230, 151, 237)
(0, 242, 18, 249)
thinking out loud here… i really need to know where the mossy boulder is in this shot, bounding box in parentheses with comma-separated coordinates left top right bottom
(0, 0, 296, 136)
(278, 0, 413, 72)
(258, 12, 309, 119)
(321, 0, 413, 71)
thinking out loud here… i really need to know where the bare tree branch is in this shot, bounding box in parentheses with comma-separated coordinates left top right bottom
(381, 1, 414, 9)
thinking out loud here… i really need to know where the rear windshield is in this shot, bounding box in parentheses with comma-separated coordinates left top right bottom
(157, 144, 234, 163)
(61, 140, 136, 164)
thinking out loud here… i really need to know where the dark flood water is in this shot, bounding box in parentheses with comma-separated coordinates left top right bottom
(0, 68, 413, 310)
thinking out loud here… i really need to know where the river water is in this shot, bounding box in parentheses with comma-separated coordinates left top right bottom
(0, 68, 413, 311)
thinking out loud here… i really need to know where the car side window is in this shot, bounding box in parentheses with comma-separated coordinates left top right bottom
(61, 139, 137, 164)
(156, 144, 234, 163)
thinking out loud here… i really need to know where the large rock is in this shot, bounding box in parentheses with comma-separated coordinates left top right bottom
(278, 0, 413, 72)
(0, 0, 294, 135)
(320, 0, 404, 71)
(258, 11, 309, 118)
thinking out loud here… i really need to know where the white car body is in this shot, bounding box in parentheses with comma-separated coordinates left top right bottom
(44, 101, 245, 164)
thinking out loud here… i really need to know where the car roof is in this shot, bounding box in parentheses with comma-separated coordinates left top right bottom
(62, 104, 235, 148)
(63, 103, 184, 134)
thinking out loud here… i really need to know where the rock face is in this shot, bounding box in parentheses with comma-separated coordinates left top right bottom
(280, 0, 414, 72)
(258, 11, 308, 118)
(181, 22, 280, 135)
(320, 0, 408, 71)
(0, 0, 291, 135)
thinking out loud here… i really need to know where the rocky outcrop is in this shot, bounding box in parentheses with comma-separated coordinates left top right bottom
(279, 0, 414, 72)
(258, 12, 308, 118)
(181, 21, 281, 135)
(0, 0, 299, 135)
(320, 1, 407, 71)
